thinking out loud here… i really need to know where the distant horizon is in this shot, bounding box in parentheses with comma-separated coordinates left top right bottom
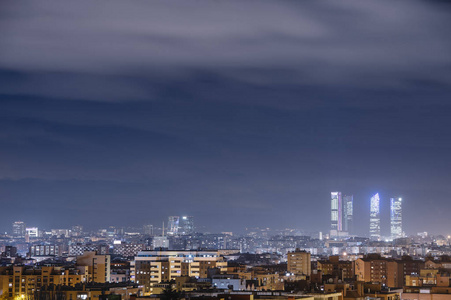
(0, 189, 448, 236)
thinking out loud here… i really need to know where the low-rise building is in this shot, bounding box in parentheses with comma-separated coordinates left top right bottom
(0, 266, 87, 300)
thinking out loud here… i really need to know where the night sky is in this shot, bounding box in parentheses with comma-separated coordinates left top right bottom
(1, 0, 451, 236)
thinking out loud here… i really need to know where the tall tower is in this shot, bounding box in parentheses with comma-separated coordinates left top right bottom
(179, 216, 194, 235)
(143, 224, 154, 235)
(390, 197, 403, 239)
(343, 195, 354, 234)
(369, 193, 381, 240)
(167, 216, 180, 236)
(12, 221, 26, 237)
(330, 192, 342, 237)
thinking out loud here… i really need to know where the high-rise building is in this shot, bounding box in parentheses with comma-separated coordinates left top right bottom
(12, 221, 26, 237)
(343, 195, 354, 234)
(330, 192, 353, 237)
(390, 197, 403, 239)
(330, 192, 342, 237)
(25, 227, 39, 238)
(179, 216, 194, 235)
(167, 216, 180, 235)
(287, 249, 311, 278)
(143, 224, 154, 235)
(369, 193, 381, 240)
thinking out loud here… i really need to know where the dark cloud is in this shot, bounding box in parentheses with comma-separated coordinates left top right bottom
(0, 1, 451, 235)
(1, 0, 451, 101)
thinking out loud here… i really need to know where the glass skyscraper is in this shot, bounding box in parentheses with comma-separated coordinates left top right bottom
(343, 195, 354, 233)
(179, 216, 194, 235)
(390, 197, 403, 239)
(369, 193, 381, 240)
(168, 216, 180, 235)
(330, 192, 342, 237)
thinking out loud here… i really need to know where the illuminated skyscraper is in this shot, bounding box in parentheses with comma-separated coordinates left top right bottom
(369, 193, 381, 240)
(390, 197, 403, 239)
(12, 221, 26, 237)
(167, 216, 180, 235)
(143, 224, 154, 235)
(343, 195, 354, 233)
(179, 216, 194, 235)
(330, 192, 342, 237)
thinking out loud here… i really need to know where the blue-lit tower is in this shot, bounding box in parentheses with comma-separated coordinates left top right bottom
(369, 193, 381, 240)
(390, 197, 403, 239)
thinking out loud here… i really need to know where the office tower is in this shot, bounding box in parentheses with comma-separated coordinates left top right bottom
(12, 221, 26, 237)
(330, 192, 342, 237)
(25, 227, 39, 238)
(343, 195, 354, 234)
(179, 215, 194, 235)
(167, 216, 180, 235)
(143, 224, 154, 235)
(369, 193, 381, 240)
(287, 249, 311, 278)
(391, 197, 403, 239)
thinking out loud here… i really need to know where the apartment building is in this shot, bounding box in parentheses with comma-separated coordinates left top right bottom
(134, 250, 227, 294)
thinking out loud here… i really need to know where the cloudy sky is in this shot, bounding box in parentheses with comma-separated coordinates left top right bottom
(1, 0, 451, 235)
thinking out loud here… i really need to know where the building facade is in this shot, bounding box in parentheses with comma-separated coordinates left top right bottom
(134, 250, 227, 294)
(370, 193, 381, 240)
(168, 216, 180, 235)
(343, 195, 354, 234)
(25, 227, 39, 238)
(179, 216, 194, 235)
(355, 254, 424, 288)
(0, 266, 87, 300)
(29, 245, 62, 257)
(76, 251, 111, 283)
(69, 244, 109, 256)
(12, 222, 26, 237)
(331, 192, 342, 237)
(390, 197, 403, 239)
(287, 249, 311, 278)
(113, 243, 145, 257)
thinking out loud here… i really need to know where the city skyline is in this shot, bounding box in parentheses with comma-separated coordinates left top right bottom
(0, 192, 424, 239)
(1, 0, 451, 235)
(2, 2, 451, 300)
